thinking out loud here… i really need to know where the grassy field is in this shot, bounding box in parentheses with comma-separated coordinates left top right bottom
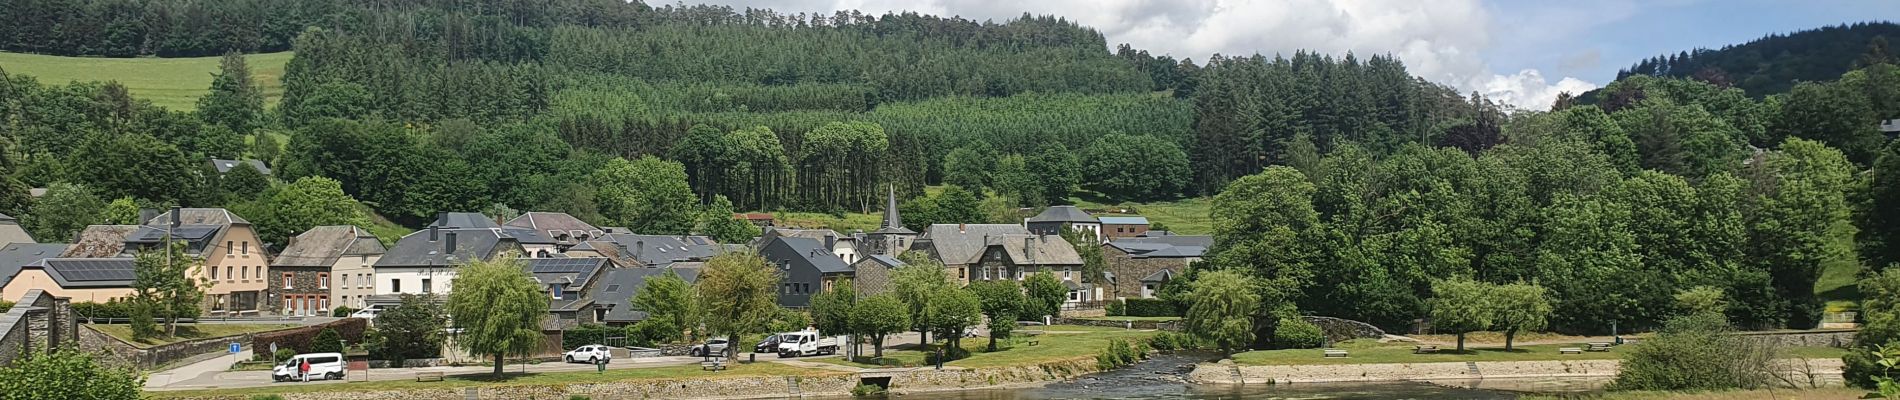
(89, 323, 298, 349)
(812, 325, 1154, 369)
(1069, 195, 1212, 235)
(1230, 339, 1847, 366)
(149, 362, 834, 398)
(0, 51, 293, 110)
(1521, 387, 1870, 400)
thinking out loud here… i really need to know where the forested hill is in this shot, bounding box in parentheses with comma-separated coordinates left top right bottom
(1578, 21, 1899, 101)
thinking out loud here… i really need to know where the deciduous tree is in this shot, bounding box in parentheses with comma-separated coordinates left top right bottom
(446, 254, 546, 378)
(1184, 270, 1259, 357)
(1022, 271, 1066, 322)
(695, 252, 782, 358)
(23, 182, 104, 242)
(1429, 277, 1494, 351)
(851, 294, 909, 358)
(967, 280, 1023, 351)
(593, 156, 697, 234)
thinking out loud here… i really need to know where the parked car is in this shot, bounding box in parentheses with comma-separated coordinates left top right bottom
(754, 334, 785, 353)
(776, 330, 846, 358)
(349, 306, 385, 321)
(563, 345, 613, 364)
(690, 338, 730, 357)
(272, 353, 345, 382)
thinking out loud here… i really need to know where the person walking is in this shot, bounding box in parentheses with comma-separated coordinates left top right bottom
(299, 358, 311, 382)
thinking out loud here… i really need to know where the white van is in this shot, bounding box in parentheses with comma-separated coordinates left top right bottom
(272, 353, 346, 382)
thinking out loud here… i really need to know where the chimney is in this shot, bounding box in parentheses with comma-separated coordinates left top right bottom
(169, 206, 182, 227)
(429, 225, 440, 242)
(445, 232, 458, 254)
(436, 212, 448, 227)
(1025, 237, 1036, 265)
(634, 240, 645, 264)
(824, 233, 836, 251)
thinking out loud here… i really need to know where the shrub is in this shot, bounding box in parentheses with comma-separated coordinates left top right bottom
(253, 318, 366, 354)
(250, 395, 286, 400)
(1846, 268, 1900, 389)
(310, 329, 343, 353)
(1096, 338, 1144, 369)
(1122, 298, 1178, 317)
(568, 396, 592, 400)
(1105, 299, 1126, 316)
(564, 324, 617, 350)
(1271, 318, 1324, 349)
(851, 383, 887, 396)
(1149, 331, 1203, 351)
(273, 349, 296, 362)
(332, 306, 358, 317)
(71, 300, 133, 320)
(1611, 312, 1780, 391)
(0, 348, 144, 400)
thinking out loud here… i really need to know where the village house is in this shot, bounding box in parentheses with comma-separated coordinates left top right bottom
(2, 258, 135, 303)
(1097, 215, 1151, 241)
(970, 234, 1095, 303)
(567, 234, 721, 267)
(268, 226, 386, 314)
(586, 266, 701, 327)
(1103, 234, 1211, 299)
(0, 213, 33, 244)
(0, 243, 75, 300)
(848, 254, 906, 297)
(758, 236, 852, 308)
(505, 212, 606, 250)
(1025, 205, 1101, 239)
(371, 226, 521, 298)
(429, 212, 562, 257)
(910, 224, 1032, 284)
(758, 228, 861, 264)
(134, 208, 270, 314)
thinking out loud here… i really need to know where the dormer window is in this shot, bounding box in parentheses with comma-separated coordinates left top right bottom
(551, 285, 564, 300)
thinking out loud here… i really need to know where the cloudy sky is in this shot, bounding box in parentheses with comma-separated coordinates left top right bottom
(686, 0, 1898, 110)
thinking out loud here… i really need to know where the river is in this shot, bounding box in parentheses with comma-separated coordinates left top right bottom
(849, 352, 1609, 400)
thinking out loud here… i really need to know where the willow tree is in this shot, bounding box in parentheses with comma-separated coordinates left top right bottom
(695, 252, 782, 358)
(446, 253, 545, 378)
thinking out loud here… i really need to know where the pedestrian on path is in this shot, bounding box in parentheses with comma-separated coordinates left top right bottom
(300, 358, 311, 382)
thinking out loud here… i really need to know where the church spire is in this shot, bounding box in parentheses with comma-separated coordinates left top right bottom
(882, 184, 902, 230)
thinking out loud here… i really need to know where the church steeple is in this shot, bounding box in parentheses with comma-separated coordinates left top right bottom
(881, 185, 904, 231)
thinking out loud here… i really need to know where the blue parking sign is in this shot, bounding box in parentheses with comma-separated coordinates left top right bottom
(230, 343, 241, 353)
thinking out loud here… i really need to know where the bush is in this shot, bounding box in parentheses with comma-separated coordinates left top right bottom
(273, 349, 296, 362)
(924, 346, 971, 365)
(1095, 338, 1145, 370)
(851, 383, 887, 396)
(0, 348, 144, 400)
(1149, 331, 1203, 351)
(1271, 318, 1324, 349)
(332, 306, 358, 317)
(310, 329, 343, 353)
(1105, 299, 1125, 316)
(71, 300, 133, 320)
(1611, 312, 1780, 391)
(567, 396, 591, 400)
(1846, 268, 1900, 389)
(250, 395, 286, 400)
(1122, 298, 1178, 317)
(564, 324, 618, 350)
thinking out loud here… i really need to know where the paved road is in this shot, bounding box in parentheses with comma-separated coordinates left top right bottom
(145, 349, 701, 391)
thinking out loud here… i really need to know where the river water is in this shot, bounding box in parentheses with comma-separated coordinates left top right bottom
(854, 352, 1608, 400)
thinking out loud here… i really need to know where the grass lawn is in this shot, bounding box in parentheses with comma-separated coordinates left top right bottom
(1068, 195, 1212, 235)
(772, 211, 885, 233)
(0, 51, 293, 111)
(150, 362, 834, 398)
(1521, 387, 1870, 400)
(364, 211, 415, 246)
(1078, 316, 1181, 322)
(1231, 339, 1848, 366)
(89, 324, 298, 349)
(813, 325, 1155, 369)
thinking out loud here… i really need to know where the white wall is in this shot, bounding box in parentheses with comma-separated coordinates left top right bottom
(374, 267, 457, 296)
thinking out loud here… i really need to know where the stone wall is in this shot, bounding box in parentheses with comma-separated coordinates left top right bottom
(1302, 316, 1386, 342)
(1102, 246, 1188, 299)
(1052, 317, 1182, 331)
(1735, 330, 1857, 348)
(80, 324, 300, 370)
(1189, 358, 1844, 385)
(0, 290, 73, 367)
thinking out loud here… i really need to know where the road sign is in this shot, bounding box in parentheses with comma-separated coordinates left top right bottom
(230, 342, 241, 353)
(269, 342, 278, 356)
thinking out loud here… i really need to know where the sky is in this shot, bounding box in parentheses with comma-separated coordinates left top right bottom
(683, 0, 1899, 110)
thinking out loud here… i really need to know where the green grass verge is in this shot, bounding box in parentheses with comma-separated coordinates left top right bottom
(1078, 316, 1180, 322)
(1230, 339, 1848, 366)
(810, 325, 1154, 369)
(364, 211, 415, 246)
(1520, 387, 1869, 400)
(149, 362, 835, 398)
(89, 324, 298, 349)
(0, 51, 293, 111)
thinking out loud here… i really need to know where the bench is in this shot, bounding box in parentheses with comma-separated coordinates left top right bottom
(1323, 349, 1349, 358)
(1586, 343, 1614, 352)
(1413, 345, 1439, 354)
(700, 357, 727, 371)
(414, 371, 443, 382)
(1558, 347, 1583, 355)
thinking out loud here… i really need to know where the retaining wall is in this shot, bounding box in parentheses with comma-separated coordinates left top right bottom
(0, 290, 73, 367)
(79, 324, 299, 370)
(1052, 317, 1182, 331)
(1188, 358, 1844, 384)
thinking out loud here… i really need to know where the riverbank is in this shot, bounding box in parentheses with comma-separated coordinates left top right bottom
(1187, 358, 1844, 385)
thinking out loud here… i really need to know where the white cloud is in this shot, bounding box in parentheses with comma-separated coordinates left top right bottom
(687, 0, 1595, 110)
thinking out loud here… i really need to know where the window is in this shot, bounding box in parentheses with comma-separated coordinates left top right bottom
(391, 279, 401, 293)
(227, 241, 234, 255)
(594, 308, 606, 321)
(318, 273, 329, 289)
(320, 296, 328, 312)
(1068, 290, 1079, 301)
(242, 241, 249, 255)
(361, 274, 370, 289)
(342, 274, 350, 288)
(421, 278, 432, 293)
(241, 266, 248, 280)
(226, 266, 234, 280)
(282, 273, 293, 289)
(207, 267, 216, 280)
(1063, 267, 1072, 280)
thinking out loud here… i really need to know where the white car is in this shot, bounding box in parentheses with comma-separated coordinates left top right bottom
(690, 339, 730, 357)
(272, 353, 345, 382)
(563, 344, 613, 364)
(349, 306, 384, 320)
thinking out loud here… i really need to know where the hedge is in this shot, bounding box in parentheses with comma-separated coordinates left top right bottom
(1122, 298, 1179, 317)
(563, 324, 619, 350)
(71, 300, 134, 320)
(253, 318, 367, 354)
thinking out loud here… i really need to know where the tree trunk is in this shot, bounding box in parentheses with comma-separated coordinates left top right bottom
(919, 329, 928, 346)
(873, 334, 885, 358)
(728, 334, 740, 359)
(492, 353, 504, 378)
(1505, 328, 1516, 351)
(1456, 333, 1466, 351)
(986, 331, 997, 352)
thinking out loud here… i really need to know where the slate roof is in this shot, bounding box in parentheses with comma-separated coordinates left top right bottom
(590, 267, 701, 323)
(0, 213, 32, 245)
(761, 237, 852, 274)
(62, 225, 140, 258)
(984, 235, 1084, 266)
(871, 186, 914, 235)
(208, 158, 272, 175)
(506, 212, 603, 237)
(373, 228, 519, 268)
(0, 243, 70, 288)
(147, 208, 250, 226)
(273, 226, 385, 267)
(603, 234, 721, 266)
(1140, 269, 1176, 283)
(918, 224, 1031, 265)
(1097, 216, 1150, 225)
(427, 212, 500, 229)
(1106, 235, 1214, 258)
(1026, 206, 1098, 224)
(26, 258, 137, 288)
(528, 257, 610, 311)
